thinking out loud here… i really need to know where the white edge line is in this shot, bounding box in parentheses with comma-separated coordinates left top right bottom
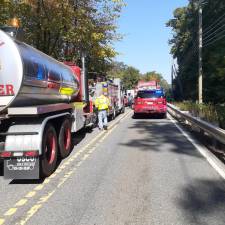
(168, 114, 225, 180)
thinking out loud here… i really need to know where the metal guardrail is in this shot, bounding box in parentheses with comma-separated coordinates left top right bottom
(167, 103, 225, 145)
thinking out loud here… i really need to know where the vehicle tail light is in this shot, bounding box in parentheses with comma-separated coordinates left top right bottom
(24, 151, 39, 157)
(0, 151, 12, 158)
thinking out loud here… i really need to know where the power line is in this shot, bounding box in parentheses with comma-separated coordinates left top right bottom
(203, 18, 225, 36)
(203, 12, 225, 35)
(203, 18, 225, 38)
(204, 33, 225, 47)
(203, 24, 225, 42)
(203, 28, 225, 46)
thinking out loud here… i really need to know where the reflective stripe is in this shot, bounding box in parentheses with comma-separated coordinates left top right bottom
(59, 87, 75, 96)
(94, 95, 110, 111)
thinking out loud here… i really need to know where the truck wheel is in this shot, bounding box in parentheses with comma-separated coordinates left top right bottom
(160, 113, 167, 119)
(121, 106, 125, 114)
(59, 119, 72, 158)
(41, 123, 58, 177)
(112, 109, 116, 120)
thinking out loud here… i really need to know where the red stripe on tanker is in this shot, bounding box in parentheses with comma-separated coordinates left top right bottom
(0, 84, 14, 96)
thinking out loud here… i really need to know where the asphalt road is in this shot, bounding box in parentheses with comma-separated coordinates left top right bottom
(0, 109, 225, 225)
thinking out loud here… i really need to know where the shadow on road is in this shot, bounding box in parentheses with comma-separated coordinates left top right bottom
(176, 178, 225, 225)
(119, 117, 225, 224)
(72, 128, 89, 146)
(132, 113, 165, 119)
(10, 178, 45, 185)
(120, 119, 201, 158)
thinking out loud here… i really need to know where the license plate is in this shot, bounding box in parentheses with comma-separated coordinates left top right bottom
(145, 106, 153, 110)
(4, 157, 39, 179)
(147, 102, 153, 105)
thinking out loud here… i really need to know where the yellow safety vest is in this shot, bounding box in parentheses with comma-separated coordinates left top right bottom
(94, 95, 110, 110)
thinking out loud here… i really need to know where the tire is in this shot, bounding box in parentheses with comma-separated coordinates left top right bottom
(110, 109, 116, 120)
(58, 118, 72, 159)
(160, 113, 167, 119)
(41, 123, 58, 177)
(121, 106, 125, 114)
(93, 112, 98, 128)
(133, 113, 137, 119)
(112, 108, 116, 119)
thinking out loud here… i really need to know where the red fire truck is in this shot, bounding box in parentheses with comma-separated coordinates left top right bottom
(133, 81, 167, 118)
(94, 78, 125, 119)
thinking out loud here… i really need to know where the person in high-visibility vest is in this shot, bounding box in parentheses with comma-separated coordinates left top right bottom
(94, 93, 110, 130)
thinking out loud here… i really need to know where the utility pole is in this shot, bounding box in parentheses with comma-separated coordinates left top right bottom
(198, 0, 203, 104)
(81, 52, 89, 103)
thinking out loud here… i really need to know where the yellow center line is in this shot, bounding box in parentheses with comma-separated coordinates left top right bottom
(57, 176, 69, 188)
(15, 199, 28, 207)
(25, 191, 36, 198)
(82, 154, 90, 160)
(38, 190, 55, 204)
(55, 169, 62, 174)
(4, 208, 17, 216)
(65, 170, 74, 176)
(49, 173, 57, 179)
(34, 185, 44, 191)
(43, 178, 50, 184)
(17, 204, 42, 225)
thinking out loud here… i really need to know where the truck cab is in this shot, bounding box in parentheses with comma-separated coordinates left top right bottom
(133, 88, 167, 118)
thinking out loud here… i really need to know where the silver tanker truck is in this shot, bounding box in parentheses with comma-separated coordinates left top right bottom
(0, 29, 96, 179)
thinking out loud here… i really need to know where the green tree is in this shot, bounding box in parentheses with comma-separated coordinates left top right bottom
(122, 66, 140, 90)
(166, 3, 198, 101)
(108, 62, 170, 91)
(167, 0, 225, 103)
(107, 61, 127, 79)
(107, 62, 141, 90)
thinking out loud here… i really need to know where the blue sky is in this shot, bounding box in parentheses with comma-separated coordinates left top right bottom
(114, 0, 188, 83)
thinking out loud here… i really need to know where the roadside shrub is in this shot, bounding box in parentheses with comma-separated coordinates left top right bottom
(173, 102, 225, 129)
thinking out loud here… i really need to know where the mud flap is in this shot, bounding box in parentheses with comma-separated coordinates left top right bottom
(4, 157, 39, 179)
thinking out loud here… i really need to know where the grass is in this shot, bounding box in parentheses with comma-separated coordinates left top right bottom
(172, 101, 225, 129)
